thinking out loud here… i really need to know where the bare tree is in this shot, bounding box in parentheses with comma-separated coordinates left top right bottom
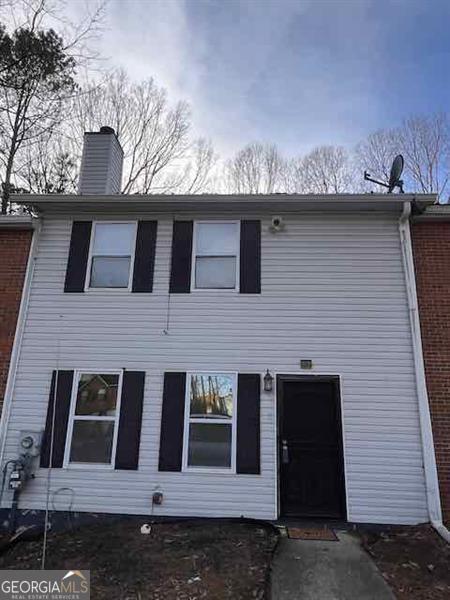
(399, 114, 450, 196)
(355, 114, 450, 198)
(175, 138, 216, 194)
(291, 146, 354, 193)
(70, 69, 213, 193)
(2, 0, 105, 67)
(226, 142, 284, 194)
(0, 0, 105, 212)
(277, 157, 305, 193)
(0, 24, 76, 212)
(355, 128, 401, 186)
(17, 131, 77, 193)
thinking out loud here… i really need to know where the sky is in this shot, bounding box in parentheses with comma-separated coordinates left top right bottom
(91, 0, 450, 157)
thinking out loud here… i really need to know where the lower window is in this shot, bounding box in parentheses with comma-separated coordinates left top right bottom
(184, 373, 236, 471)
(64, 371, 122, 467)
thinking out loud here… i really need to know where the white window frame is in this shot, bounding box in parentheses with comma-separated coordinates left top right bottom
(85, 221, 138, 292)
(182, 371, 237, 473)
(63, 369, 124, 470)
(190, 221, 240, 292)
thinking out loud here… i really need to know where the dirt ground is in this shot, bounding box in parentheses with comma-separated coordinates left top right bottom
(0, 519, 278, 599)
(362, 525, 450, 599)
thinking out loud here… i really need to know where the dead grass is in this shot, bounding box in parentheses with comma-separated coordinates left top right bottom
(362, 524, 450, 599)
(0, 519, 278, 599)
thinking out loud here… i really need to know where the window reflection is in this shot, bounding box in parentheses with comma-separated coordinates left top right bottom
(75, 373, 118, 416)
(190, 374, 233, 418)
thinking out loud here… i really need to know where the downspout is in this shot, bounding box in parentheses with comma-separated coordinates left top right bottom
(399, 201, 450, 543)
(0, 218, 41, 467)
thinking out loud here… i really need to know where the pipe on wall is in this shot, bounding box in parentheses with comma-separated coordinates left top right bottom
(398, 201, 449, 543)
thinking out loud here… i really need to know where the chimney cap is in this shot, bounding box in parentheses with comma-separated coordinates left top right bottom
(99, 125, 115, 134)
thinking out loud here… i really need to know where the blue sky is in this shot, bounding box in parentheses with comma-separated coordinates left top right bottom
(100, 0, 450, 157)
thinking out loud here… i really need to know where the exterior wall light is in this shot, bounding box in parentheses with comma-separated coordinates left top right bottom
(263, 369, 274, 392)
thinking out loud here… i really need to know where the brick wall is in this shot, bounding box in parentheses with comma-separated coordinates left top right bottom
(0, 228, 32, 416)
(412, 221, 450, 523)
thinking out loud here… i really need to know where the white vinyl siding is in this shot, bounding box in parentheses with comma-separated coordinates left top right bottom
(2, 210, 428, 524)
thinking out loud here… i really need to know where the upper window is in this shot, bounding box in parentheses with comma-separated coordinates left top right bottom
(193, 222, 239, 290)
(184, 373, 236, 470)
(64, 372, 122, 467)
(88, 223, 136, 288)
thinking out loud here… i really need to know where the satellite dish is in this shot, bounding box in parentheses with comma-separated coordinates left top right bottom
(388, 155, 404, 192)
(364, 154, 405, 193)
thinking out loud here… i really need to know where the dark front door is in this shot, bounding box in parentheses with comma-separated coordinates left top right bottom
(278, 377, 346, 519)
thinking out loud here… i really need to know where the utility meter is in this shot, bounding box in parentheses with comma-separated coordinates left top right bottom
(21, 436, 34, 450)
(18, 431, 42, 458)
(8, 464, 25, 490)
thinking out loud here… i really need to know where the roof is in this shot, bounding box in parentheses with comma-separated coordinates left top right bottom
(11, 193, 438, 215)
(412, 203, 450, 222)
(0, 214, 35, 229)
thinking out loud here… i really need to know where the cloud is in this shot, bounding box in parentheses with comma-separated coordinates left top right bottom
(99, 0, 383, 156)
(89, 0, 450, 158)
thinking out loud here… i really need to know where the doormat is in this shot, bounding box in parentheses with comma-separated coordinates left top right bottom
(287, 527, 338, 541)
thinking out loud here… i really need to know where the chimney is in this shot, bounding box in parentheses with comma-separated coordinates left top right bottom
(78, 126, 123, 194)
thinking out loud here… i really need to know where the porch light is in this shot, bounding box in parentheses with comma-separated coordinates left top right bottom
(263, 369, 274, 392)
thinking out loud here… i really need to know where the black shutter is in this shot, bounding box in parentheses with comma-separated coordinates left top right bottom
(115, 371, 146, 470)
(64, 221, 92, 292)
(132, 221, 157, 293)
(236, 373, 261, 474)
(40, 370, 74, 468)
(159, 372, 186, 471)
(240, 220, 261, 294)
(169, 221, 193, 293)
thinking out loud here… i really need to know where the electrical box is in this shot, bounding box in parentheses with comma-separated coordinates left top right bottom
(18, 431, 42, 458)
(152, 491, 163, 505)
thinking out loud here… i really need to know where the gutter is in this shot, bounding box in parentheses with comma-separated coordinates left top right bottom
(398, 201, 450, 543)
(10, 192, 437, 216)
(411, 204, 450, 222)
(0, 218, 41, 467)
(432, 520, 450, 544)
(0, 215, 34, 229)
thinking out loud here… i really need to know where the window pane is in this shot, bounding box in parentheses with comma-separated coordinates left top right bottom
(190, 374, 233, 418)
(195, 256, 236, 289)
(90, 256, 131, 288)
(196, 223, 237, 255)
(75, 373, 119, 416)
(188, 423, 231, 468)
(69, 420, 114, 464)
(93, 223, 134, 256)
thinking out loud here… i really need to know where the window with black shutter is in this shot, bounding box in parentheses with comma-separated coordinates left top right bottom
(64, 220, 157, 293)
(158, 371, 261, 475)
(169, 220, 261, 294)
(41, 369, 145, 471)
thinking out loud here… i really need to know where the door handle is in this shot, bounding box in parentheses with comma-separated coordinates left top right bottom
(282, 439, 289, 464)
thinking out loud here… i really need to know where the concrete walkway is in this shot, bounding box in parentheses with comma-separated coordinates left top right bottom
(271, 531, 395, 600)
